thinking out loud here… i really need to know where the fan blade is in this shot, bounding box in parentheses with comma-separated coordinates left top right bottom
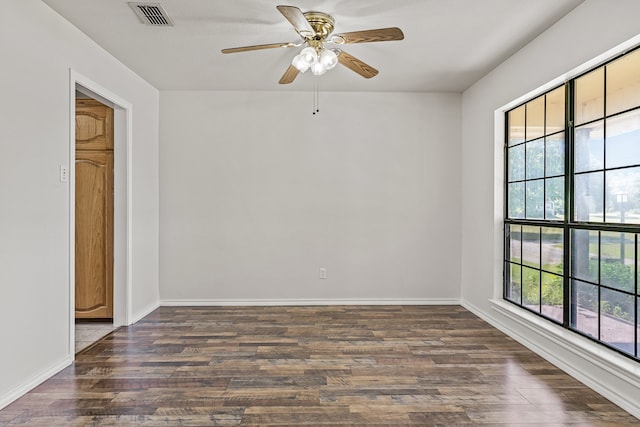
(279, 64, 300, 84)
(221, 41, 296, 54)
(337, 50, 378, 79)
(276, 5, 315, 37)
(332, 27, 404, 44)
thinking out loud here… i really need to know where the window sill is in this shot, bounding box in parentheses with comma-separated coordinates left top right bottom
(489, 298, 640, 388)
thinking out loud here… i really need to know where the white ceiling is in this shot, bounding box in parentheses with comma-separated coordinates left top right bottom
(42, 0, 584, 92)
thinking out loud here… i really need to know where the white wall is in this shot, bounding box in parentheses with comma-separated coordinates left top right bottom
(0, 0, 159, 407)
(160, 91, 461, 304)
(461, 0, 640, 417)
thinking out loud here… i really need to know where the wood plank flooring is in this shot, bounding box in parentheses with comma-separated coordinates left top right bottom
(1, 305, 638, 426)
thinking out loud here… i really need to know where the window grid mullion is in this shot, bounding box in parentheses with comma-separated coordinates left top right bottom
(635, 234, 638, 357)
(603, 66, 608, 223)
(565, 80, 574, 329)
(539, 227, 543, 311)
(524, 104, 528, 218)
(543, 94, 548, 221)
(597, 231, 602, 341)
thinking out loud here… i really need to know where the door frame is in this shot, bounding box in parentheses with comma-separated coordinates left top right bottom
(68, 69, 133, 357)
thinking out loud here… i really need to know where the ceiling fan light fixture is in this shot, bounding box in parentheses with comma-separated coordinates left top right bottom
(319, 48, 338, 70)
(310, 61, 328, 76)
(222, 5, 405, 85)
(292, 54, 310, 72)
(298, 47, 318, 66)
(293, 47, 337, 75)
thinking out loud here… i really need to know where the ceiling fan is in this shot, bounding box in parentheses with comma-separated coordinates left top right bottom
(221, 5, 404, 84)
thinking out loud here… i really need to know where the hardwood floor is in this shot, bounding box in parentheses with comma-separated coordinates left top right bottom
(1, 305, 638, 426)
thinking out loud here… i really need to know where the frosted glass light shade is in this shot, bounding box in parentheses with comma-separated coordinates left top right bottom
(319, 48, 338, 70)
(292, 54, 310, 72)
(299, 47, 317, 66)
(310, 62, 327, 76)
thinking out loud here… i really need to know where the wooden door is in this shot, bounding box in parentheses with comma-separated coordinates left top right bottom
(75, 99, 114, 320)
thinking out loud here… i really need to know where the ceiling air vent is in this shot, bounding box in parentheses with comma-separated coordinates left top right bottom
(129, 3, 174, 26)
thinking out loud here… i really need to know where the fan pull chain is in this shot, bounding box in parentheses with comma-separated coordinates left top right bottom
(313, 77, 319, 115)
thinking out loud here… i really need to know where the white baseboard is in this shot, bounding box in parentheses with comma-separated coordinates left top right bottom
(0, 356, 72, 411)
(0, 300, 160, 411)
(462, 298, 640, 420)
(129, 301, 160, 324)
(160, 298, 460, 307)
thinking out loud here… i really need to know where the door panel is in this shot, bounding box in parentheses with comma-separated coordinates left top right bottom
(75, 99, 114, 151)
(75, 98, 114, 320)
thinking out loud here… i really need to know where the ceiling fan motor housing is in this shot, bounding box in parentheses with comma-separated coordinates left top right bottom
(303, 11, 335, 43)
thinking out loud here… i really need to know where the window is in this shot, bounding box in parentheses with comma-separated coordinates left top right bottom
(507, 87, 566, 221)
(504, 47, 640, 360)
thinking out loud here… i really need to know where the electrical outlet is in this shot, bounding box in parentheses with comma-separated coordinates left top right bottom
(319, 267, 327, 279)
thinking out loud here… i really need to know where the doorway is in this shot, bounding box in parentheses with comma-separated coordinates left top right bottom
(70, 71, 132, 357)
(74, 94, 115, 352)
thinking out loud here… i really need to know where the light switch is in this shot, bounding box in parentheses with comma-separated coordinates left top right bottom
(60, 165, 68, 183)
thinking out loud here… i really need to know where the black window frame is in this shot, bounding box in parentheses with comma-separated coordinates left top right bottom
(504, 47, 640, 361)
